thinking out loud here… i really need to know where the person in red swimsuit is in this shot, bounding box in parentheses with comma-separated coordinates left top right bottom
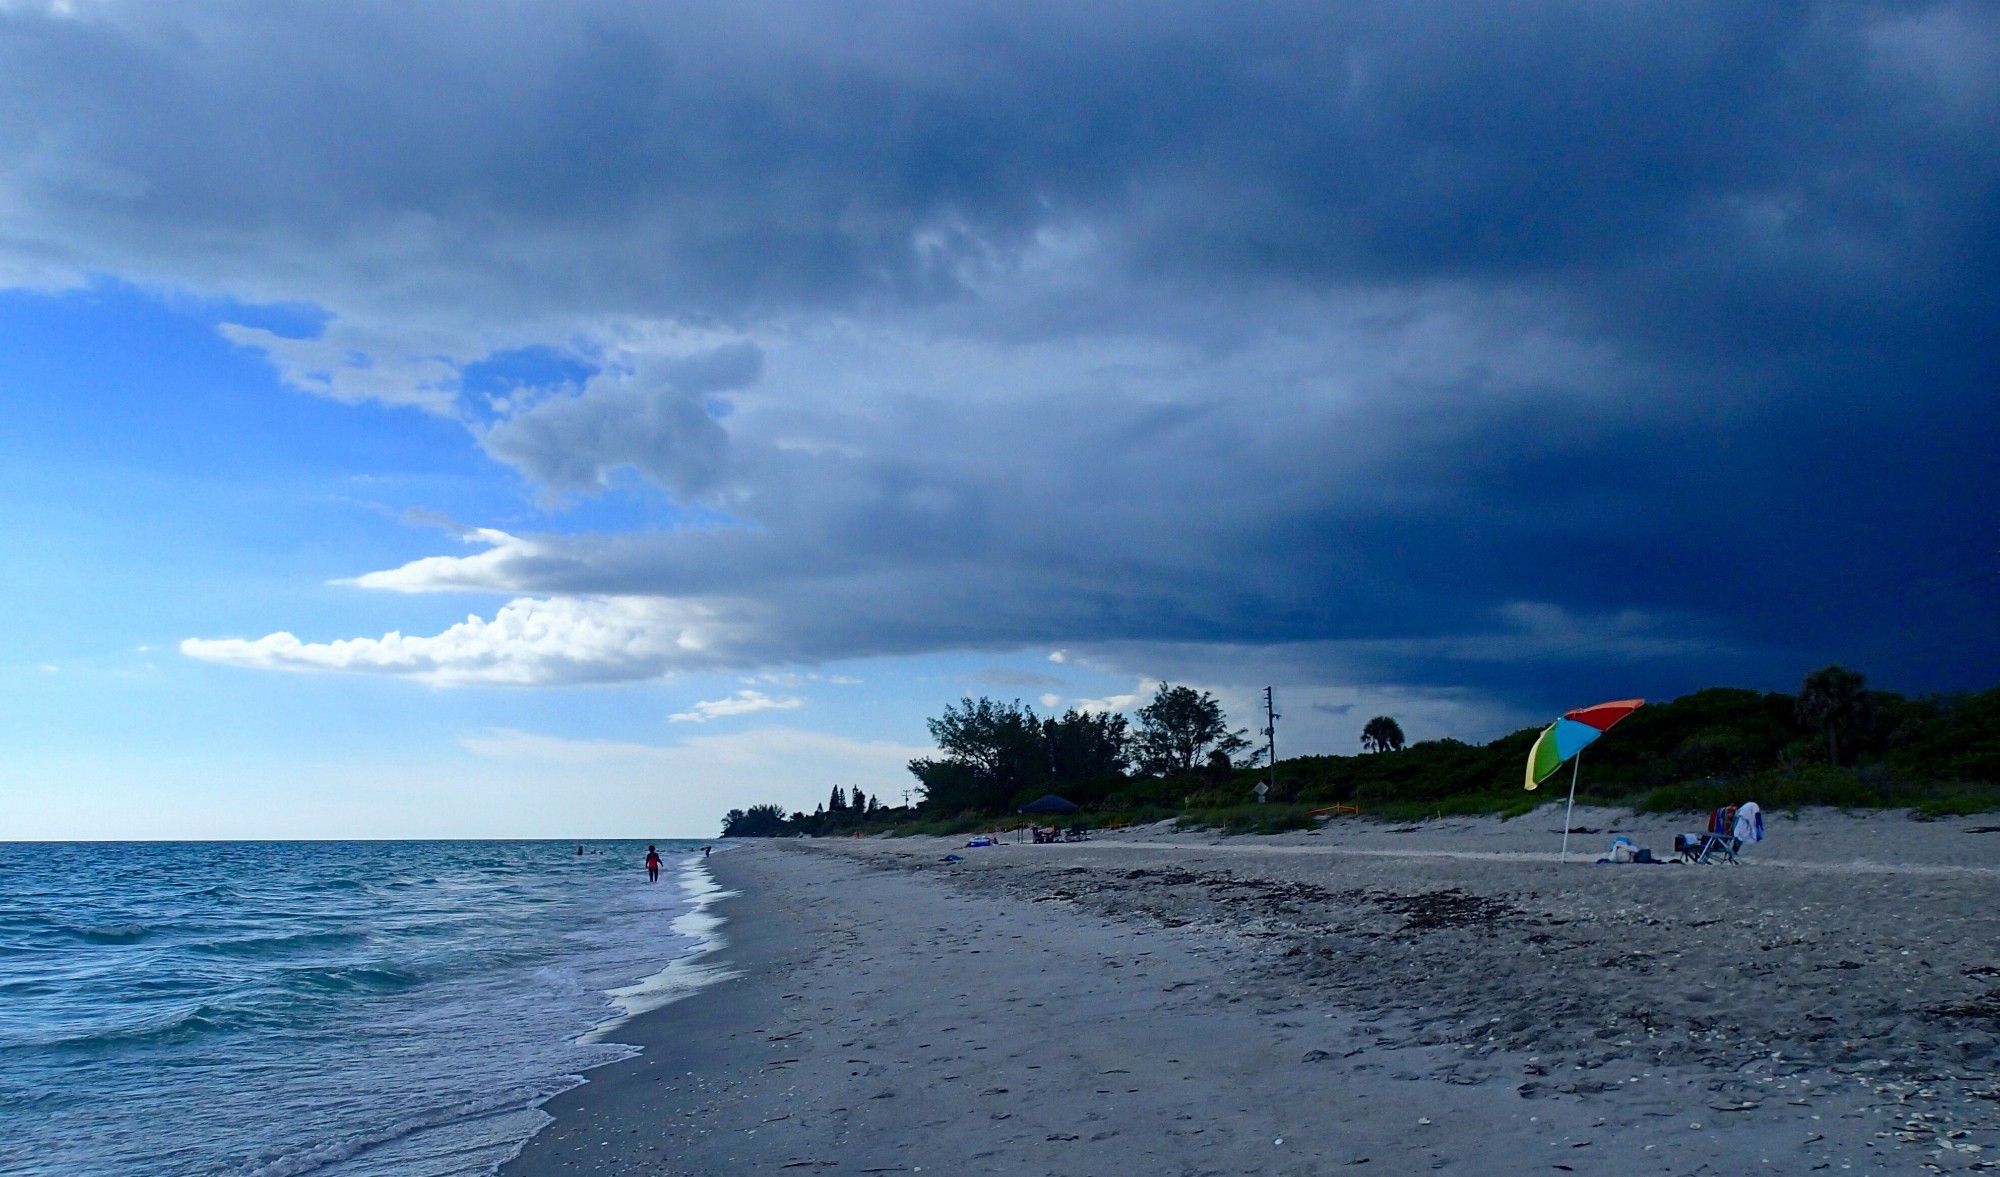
(644, 845, 662, 882)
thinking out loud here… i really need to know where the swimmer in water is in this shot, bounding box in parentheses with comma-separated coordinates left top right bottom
(644, 845, 662, 882)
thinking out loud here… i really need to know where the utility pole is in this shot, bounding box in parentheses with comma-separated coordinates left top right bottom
(1262, 687, 1279, 801)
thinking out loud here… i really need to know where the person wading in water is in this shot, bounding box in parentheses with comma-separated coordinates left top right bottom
(644, 845, 662, 882)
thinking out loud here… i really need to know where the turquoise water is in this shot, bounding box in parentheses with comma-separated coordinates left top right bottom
(0, 840, 726, 1176)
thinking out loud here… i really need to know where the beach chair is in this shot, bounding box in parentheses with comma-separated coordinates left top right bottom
(1678, 801, 1764, 864)
(1692, 831, 1741, 864)
(1672, 830, 1738, 863)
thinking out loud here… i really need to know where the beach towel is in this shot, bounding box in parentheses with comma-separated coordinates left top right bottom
(1733, 801, 1764, 844)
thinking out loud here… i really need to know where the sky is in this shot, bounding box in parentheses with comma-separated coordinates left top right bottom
(2, 1, 1994, 839)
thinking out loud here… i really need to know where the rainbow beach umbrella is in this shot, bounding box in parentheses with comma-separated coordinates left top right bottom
(1524, 699, 1644, 863)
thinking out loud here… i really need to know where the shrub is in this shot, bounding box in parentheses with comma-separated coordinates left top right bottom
(1177, 803, 1319, 835)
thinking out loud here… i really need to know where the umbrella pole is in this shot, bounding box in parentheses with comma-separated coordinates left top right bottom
(1560, 751, 1581, 865)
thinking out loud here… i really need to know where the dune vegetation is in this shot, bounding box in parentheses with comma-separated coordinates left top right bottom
(722, 671, 2000, 837)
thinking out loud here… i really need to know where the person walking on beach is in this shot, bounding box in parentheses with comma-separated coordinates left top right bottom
(644, 845, 662, 883)
(703, 846, 711, 859)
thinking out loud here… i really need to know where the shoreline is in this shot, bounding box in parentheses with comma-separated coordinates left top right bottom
(508, 811, 1998, 1173)
(501, 849, 786, 1174)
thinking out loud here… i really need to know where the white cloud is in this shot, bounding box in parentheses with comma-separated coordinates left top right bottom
(669, 689, 802, 724)
(747, 670, 861, 687)
(180, 595, 740, 686)
(1048, 649, 1068, 663)
(344, 528, 547, 594)
(218, 321, 466, 414)
(1074, 679, 1159, 715)
(1038, 692, 1062, 709)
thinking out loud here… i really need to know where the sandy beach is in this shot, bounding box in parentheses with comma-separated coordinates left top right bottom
(508, 808, 1999, 1174)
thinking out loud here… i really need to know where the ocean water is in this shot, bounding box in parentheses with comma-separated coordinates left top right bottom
(0, 840, 734, 1176)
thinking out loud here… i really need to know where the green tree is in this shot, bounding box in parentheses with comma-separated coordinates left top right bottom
(1133, 684, 1249, 776)
(1796, 665, 1871, 766)
(915, 696, 1047, 809)
(1360, 715, 1405, 753)
(1041, 709, 1132, 785)
(907, 756, 983, 812)
(720, 803, 791, 837)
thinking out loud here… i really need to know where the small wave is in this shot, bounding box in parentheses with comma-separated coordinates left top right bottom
(190, 929, 369, 958)
(243, 1084, 576, 1177)
(0, 976, 59, 997)
(276, 963, 422, 997)
(588, 956, 741, 1038)
(66, 922, 154, 945)
(182, 882, 247, 902)
(23, 1002, 258, 1052)
(295, 876, 371, 895)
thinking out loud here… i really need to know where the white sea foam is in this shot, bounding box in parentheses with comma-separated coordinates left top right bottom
(585, 857, 741, 1038)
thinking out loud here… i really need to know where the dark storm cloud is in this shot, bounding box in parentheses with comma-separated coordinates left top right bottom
(4, 1, 1991, 707)
(10, 3, 1989, 320)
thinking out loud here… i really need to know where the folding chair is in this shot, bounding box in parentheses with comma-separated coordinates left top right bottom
(1677, 802, 1762, 864)
(1693, 831, 1741, 864)
(1696, 804, 1744, 868)
(1673, 831, 1736, 863)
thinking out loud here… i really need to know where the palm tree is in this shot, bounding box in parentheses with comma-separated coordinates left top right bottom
(1360, 715, 1405, 753)
(1795, 665, 1870, 766)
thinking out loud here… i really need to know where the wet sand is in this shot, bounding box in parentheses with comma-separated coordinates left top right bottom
(508, 808, 2000, 1174)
